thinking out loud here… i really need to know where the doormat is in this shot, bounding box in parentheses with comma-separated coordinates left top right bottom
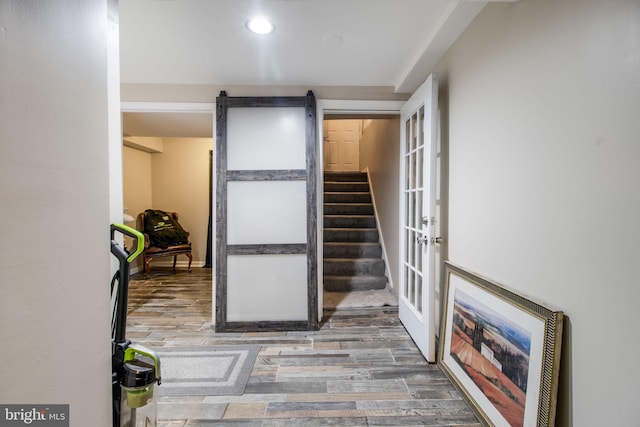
(157, 345, 260, 396)
(324, 288, 398, 309)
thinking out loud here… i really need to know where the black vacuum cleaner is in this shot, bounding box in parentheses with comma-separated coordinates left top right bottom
(110, 223, 161, 427)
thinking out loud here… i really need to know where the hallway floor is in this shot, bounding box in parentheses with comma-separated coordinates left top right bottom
(126, 268, 480, 426)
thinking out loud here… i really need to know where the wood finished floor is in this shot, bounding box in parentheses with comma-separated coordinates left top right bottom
(126, 267, 480, 427)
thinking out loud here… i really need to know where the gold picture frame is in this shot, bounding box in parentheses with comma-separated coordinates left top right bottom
(439, 262, 563, 427)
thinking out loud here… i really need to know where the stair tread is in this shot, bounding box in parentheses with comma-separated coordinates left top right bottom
(324, 202, 372, 205)
(324, 207, 371, 211)
(323, 171, 385, 291)
(324, 242, 380, 245)
(323, 182, 369, 185)
(324, 203, 373, 207)
(325, 227, 377, 230)
(324, 214, 375, 217)
(324, 173, 367, 181)
(323, 247, 382, 258)
(324, 191, 370, 194)
(324, 181, 368, 184)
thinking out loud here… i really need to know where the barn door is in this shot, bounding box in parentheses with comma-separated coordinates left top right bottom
(215, 91, 318, 332)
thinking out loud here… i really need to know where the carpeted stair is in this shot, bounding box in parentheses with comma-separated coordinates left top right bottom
(323, 171, 388, 291)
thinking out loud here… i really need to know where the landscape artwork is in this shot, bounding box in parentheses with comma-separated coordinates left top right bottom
(450, 289, 531, 427)
(439, 263, 564, 427)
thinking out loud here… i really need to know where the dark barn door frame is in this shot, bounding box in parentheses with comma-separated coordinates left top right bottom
(215, 91, 318, 332)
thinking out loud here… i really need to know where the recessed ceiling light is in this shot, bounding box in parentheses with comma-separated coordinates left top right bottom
(246, 17, 275, 35)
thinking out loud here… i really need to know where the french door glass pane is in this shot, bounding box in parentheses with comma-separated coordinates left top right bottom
(410, 191, 416, 229)
(419, 106, 425, 147)
(408, 263, 415, 302)
(404, 190, 410, 230)
(417, 147, 424, 188)
(405, 152, 411, 190)
(415, 272, 423, 312)
(415, 191, 422, 232)
(411, 114, 417, 151)
(405, 119, 411, 153)
(403, 265, 410, 299)
(415, 231, 422, 273)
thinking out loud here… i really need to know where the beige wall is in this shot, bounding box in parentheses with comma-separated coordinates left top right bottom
(151, 138, 212, 264)
(123, 138, 212, 266)
(0, 0, 112, 422)
(359, 118, 401, 291)
(434, 0, 640, 425)
(123, 145, 153, 225)
(122, 146, 153, 269)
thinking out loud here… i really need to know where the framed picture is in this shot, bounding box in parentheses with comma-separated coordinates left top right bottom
(439, 262, 563, 427)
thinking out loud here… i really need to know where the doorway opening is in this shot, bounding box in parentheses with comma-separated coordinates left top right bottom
(120, 109, 215, 326)
(321, 115, 401, 311)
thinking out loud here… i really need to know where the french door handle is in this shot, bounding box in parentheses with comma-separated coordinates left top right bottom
(416, 236, 444, 245)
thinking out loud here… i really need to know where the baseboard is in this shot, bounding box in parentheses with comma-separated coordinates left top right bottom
(146, 260, 207, 269)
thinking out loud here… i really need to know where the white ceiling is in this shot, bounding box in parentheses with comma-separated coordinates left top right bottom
(119, 0, 489, 137)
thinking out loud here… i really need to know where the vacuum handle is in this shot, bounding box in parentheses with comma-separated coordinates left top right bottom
(125, 344, 161, 385)
(111, 223, 145, 263)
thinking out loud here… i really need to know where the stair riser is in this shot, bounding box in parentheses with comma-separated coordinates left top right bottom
(324, 204, 374, 215)
(323, 276, 388, 292)
(324, 260, 386, 275)
(324, 182, 370, 193)
(324, 193, 372, 203)
(324, 229, 379, 242)
(324, 216, 376, 228)
(323, 244, 382, 258)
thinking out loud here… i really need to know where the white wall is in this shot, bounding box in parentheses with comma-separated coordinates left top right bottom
(359, 118, 401, 290)
(434, 0, 640, 425)
(0, 1, 112, 424)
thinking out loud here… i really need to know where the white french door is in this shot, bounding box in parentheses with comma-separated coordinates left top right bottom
(399, 74, 438, 362)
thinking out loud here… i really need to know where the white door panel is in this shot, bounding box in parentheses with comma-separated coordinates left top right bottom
(323, 120, 360, 171)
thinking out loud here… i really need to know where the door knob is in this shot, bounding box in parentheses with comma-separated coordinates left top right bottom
(434, 237, 444, 244)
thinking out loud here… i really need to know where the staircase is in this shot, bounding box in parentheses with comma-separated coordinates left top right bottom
(323, 171, 388, 291)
